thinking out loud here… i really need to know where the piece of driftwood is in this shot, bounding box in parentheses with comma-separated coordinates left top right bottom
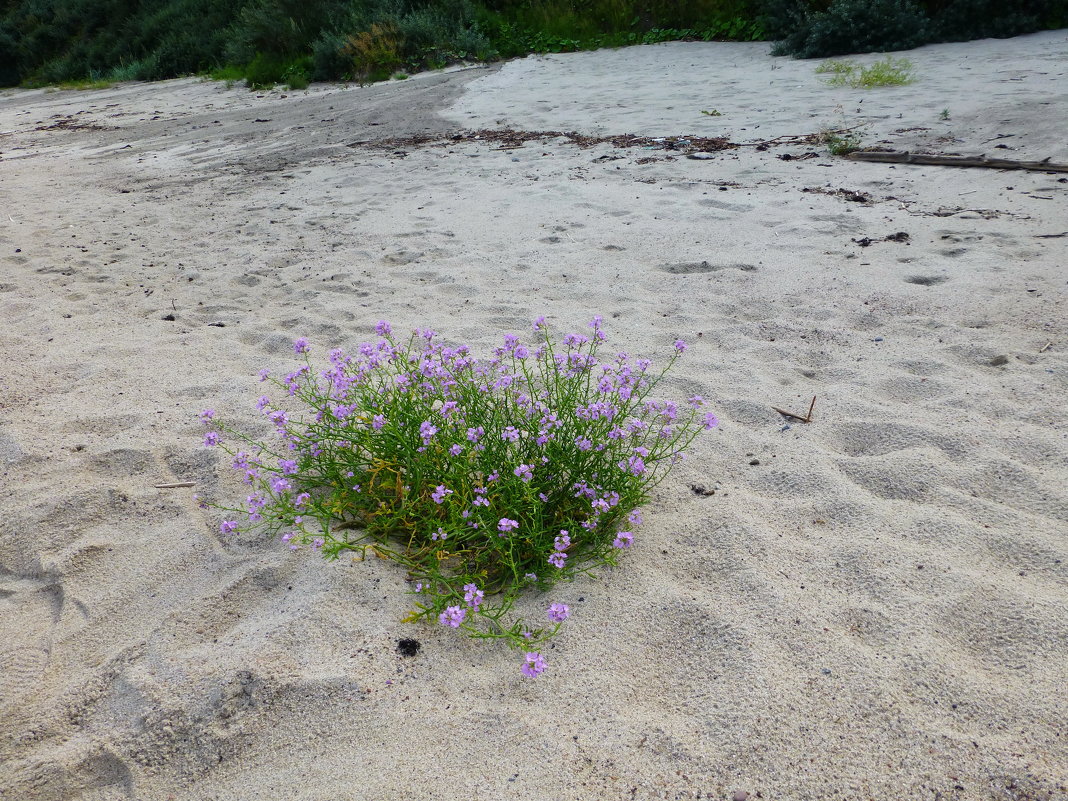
(845, 151, 1068, 173)
(772, 396, 817, 423)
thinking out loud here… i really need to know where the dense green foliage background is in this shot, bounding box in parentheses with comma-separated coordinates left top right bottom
(0, 0, 1063, 88)
(0, 0, 762, 87)
(761, 0, 1067, 58)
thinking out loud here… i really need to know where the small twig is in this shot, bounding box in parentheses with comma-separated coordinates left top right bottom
(771, 396, 817, 423)
(154, 481, 195, 488)
(1035, 232, 1068, 239)
(1039, 342, 1053, 353)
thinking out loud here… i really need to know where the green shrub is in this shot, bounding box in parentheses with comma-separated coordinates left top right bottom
(244, 51, 288, 88)
(931, 0, 1068, 41)
(770, 0, 929, 58)
(764, 0, 1068, 59)
(311, 30, 351, 80)
(282, 55, 312, 88)
(344, 21, 405, 82)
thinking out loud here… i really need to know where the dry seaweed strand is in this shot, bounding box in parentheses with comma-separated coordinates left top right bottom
(349, 127, 842, 156)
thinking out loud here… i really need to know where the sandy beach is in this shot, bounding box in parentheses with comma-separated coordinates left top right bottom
(1, 29, 1067, 800)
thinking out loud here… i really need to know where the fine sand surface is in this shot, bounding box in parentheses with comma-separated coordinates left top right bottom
(2, 30, 1067, 801)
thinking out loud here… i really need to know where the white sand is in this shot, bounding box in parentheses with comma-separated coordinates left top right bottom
(2, 30, 1067, 800)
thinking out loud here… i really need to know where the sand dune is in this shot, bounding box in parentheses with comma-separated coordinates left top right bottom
(1, 30, 1066, 801)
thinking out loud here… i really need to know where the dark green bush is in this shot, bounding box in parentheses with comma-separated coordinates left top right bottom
(311, 29, 351, 80)
(930, 0, 1067, 41)
(763, 0, 1067, 58)
(768, 0, 928, 58)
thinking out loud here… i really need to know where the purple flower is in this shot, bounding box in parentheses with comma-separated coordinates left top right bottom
(514, 345, 530, 359)
(673, 339, 687, 354)
(419, 420, 438, 443)
(532, 315, 546, 331)
(575, 437, 592, 451)
(449, 444, 463, 456)
(203, 432, 220, 447)
(613, 531, 634, 549)
(521, 652, 547, 678)
(375, 320, 392, 336)
(548, 551, 567, 569)
(295, 492, 311, 507)
(279, 459, 297, 475)
(619, 455, 646, 476)
(258, 368, 270, 382)
(463, 583, 484, 612)
(270, 475, 292, 493)
(432, 527, 448, 541)
(554, 531, 571, 550)
(256, 395, 271, 411)
(703, 412, 719, 429)
(502, 427, 520, 442)
(372, 414, 386, 430)
(688, 395, 704, 408)
(627, 508, 642, 526)
(431, 484, 453, 504)
(219, 520, 238, 534)
(466, 426, 484, 442)
(588, 315, 603, 330)
(439, 606, 466, 628)
(498, 518, 519, 533)
(199, 409, 215, 422)
(294, 337, 310, 354)
(514, 464, 533, 482)
(547, 603, 570, 623)
(312, 537, 325, 549)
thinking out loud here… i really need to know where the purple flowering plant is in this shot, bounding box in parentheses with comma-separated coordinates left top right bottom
(200, 317, 717, 676)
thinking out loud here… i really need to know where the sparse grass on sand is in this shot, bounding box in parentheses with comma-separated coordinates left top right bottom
(49, 77, 113, 91)
(817, 56, 915, 88)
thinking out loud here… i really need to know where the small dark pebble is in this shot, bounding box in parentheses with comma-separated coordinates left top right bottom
(162, 313, 176, 321)
(207, 321, 226, 327)
(397, 639, 421, 657)
(14, 248, 20, 253)
(988, 354, 1009, 367)
(748, 459, 760, 466)
(690, 484, 716, 496)
(873, 337, 884, 342)
(821, 668, 832, 675)
(62, 313, 72, 318)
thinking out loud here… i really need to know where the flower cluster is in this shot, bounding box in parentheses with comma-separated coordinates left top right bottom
(200, 317, 716, 676)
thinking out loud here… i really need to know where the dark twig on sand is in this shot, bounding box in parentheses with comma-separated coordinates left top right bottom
(846, 150, 1068, 173)
(772, 396, 817, 423)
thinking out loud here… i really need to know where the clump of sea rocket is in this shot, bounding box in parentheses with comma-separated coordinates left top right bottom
(201, 316, 717, 676)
